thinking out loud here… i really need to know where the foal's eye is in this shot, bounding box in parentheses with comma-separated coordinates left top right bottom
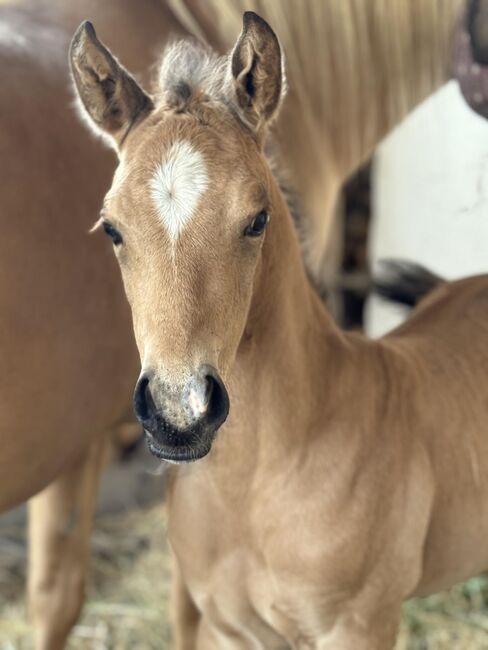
(102, 221, 123, 246)
(244, 211, 269, 237)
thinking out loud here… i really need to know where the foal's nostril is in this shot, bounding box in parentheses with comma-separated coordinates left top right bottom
(134, 368, 229, 436)
(133, 375, 152, 422)
(205, 371, 230, 428)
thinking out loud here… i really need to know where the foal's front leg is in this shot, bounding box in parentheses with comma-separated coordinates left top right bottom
(171, 560, 201, 650)
(28, 436, 108, 650)
(316, 605, 402, 650)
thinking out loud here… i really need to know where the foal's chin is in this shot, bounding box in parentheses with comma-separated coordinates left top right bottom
(144, 430, 215, 464)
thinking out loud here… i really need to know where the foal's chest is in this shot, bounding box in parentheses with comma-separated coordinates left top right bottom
(168, 467, 355, 648)
(174, 528, 325, 648)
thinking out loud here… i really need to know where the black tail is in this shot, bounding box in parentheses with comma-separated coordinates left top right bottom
(372, 260, 444, 307)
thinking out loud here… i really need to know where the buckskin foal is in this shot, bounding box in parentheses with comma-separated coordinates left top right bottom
(71, 13, 488, 649)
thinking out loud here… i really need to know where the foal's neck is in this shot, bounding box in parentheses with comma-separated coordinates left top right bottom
(230, 184, 352, 450)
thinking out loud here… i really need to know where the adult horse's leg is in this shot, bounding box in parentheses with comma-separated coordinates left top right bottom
(28, 436, 108, 650)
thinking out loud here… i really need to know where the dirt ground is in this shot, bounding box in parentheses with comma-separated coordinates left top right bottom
(1, 504, 488, 649)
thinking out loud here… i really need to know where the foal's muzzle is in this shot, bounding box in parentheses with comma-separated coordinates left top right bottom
(133, 366, 229, 462)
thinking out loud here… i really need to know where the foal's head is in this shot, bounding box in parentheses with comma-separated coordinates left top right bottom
(70, 14, 285, 462)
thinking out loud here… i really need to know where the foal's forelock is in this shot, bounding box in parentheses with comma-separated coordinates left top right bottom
(156, 40, 228, 111)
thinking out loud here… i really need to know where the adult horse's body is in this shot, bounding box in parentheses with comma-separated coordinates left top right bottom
(71, 14, 488, 648)
(0, 0, 192, 508)
(0, 0, 469, 647)
(0, 2, 185, 648)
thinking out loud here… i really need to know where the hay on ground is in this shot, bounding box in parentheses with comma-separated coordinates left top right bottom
(1, 506, 488, 649)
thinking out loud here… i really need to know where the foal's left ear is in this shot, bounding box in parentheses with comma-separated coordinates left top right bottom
(230, 12, 285, 135)
(70, 21, 153, 149)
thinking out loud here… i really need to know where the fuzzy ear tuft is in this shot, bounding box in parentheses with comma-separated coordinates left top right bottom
(69, 21, 153, 148)
(230, 12, 285, 134)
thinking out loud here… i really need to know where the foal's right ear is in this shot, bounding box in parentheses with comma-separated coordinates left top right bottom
(230, 12, 285, 135)
(69, 21, 153, 149)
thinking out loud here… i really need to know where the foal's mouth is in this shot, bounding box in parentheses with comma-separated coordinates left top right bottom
(144, 431, 214, 463)
(135, 368, 230, 463)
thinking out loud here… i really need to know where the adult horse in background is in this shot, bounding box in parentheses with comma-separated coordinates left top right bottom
(0, 2, 187, 648)
(0, 0, 474, 647)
